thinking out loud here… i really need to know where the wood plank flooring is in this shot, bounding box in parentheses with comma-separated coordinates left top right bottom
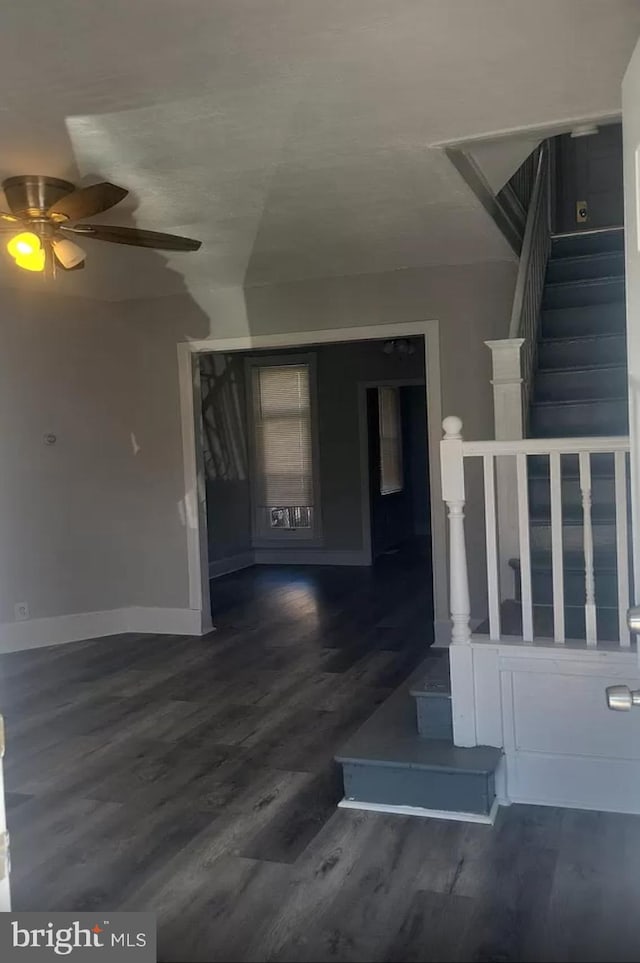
(3, 557, 640, 961)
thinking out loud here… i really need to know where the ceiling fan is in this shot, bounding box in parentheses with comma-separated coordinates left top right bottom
(0, 175, 201, 273)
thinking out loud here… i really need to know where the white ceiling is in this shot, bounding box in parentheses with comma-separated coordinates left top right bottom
(0, 0, 638, 301)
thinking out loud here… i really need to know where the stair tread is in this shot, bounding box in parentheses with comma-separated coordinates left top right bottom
(531, 397, 627, 408)
(529, 512, 616, 525)
(536, 363, 627, 375)
(335, 684, 500, 774)
(551, 228, 624, 254)
(544, 275, 625, 290)
(548, 250, 624, 267)
(539, 333, 626, 344)
(510, 550, 618, 571)
(410, 678, 451, 699)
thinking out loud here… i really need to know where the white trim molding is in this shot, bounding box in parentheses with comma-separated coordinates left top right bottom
(338, 796, 500, 825)
(179, 320, 446, 644)
(0, 606, 207, 654)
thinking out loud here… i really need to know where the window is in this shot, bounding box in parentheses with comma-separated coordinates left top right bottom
(378, 386, 403, 494)
(250, 360, 317, 538)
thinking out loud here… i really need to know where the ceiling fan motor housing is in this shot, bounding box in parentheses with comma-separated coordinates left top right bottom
(2, 175, 75, 220)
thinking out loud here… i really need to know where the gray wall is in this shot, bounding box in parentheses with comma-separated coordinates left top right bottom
(0, 288, 142, 622)
(0, 258, 515, 629)
(555, 123, 623, 232)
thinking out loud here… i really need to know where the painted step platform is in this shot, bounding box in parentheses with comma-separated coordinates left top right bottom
(335, 677, 502, 823)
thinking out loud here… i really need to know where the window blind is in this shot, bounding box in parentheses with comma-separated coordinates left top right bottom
(378, 386, 403, 495)
(253, 365, 313, 521)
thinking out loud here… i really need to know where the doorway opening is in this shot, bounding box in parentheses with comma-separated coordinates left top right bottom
(198, 334, 435, 649)
(365, 382, 431, 569)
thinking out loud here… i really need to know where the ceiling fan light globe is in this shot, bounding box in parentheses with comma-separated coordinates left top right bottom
(52, 238, 86, 269)
(7, 231, 41, 260)
(15, 249, 45, 272)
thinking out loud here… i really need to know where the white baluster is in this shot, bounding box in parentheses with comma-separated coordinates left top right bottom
(549, 451, 565, 643)
(579, 451, 597, 645)
(516, 453, 534, 641)
(615, 450, 630, 646)
(441, 416, 470, 643)
(483, 454, 501, 640)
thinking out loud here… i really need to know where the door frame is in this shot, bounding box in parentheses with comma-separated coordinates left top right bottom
(178, 319, 447, 642)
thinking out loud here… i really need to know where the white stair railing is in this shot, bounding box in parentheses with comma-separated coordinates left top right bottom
(441, 418, 631, 647)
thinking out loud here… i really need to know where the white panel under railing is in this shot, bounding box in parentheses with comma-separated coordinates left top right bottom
(441, 417, 631, 647)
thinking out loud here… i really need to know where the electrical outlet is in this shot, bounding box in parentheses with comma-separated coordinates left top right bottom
(14, 602, 29, 621)
(576, 200, 589, 223)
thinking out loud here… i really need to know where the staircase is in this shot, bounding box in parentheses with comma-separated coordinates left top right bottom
(335, 651, 502, 820)
(509, 227, 629, 640)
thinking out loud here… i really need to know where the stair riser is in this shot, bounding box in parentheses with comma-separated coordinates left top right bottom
(528, 452, 621, 478)
(514, 571, 619, 607)
(530, 524, 616, 553)
(546, 251, 624, 284)
(529, 476, 616, 513)
(342, 762, 495, 815)
(413, 693, 453, 740)
(534, 367, 627, 403)
(530, 400, 628, 438)
(551, 232, 624, 258)
(543, 278, 625, 310)
(541, 302, 626, 338)
(538, 337, 626, 369)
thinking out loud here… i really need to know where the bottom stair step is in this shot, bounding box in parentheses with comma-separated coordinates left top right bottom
(335, 682, 501, 816)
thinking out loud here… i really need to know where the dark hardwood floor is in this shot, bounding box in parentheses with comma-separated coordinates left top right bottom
(3, 556, 640, 961)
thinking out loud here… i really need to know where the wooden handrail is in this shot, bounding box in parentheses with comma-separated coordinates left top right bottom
(508, 143, 549, 338)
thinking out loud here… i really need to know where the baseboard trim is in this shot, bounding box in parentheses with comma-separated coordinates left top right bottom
(0, 606, 207, 654)
(124, 607, 205, 636)
(209, 551, 255, 579)
(337, 797, 499, 825)
(254, 548, 371, 566)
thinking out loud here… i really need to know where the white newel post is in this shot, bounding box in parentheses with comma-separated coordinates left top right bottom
(441, 416, 477, 746)
(485, 339, 525, 602)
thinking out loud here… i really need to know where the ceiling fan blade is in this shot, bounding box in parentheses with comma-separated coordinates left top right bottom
(48, 182, 128, 221)
(61, 223, 202, 252)
(0, 212, 18, 223)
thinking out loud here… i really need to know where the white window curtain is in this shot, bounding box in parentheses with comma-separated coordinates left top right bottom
(378, 386, 403, 495)
(252, 364, 313, 530)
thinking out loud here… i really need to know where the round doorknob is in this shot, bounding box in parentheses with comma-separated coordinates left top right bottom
(606, 685, 640, 711)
